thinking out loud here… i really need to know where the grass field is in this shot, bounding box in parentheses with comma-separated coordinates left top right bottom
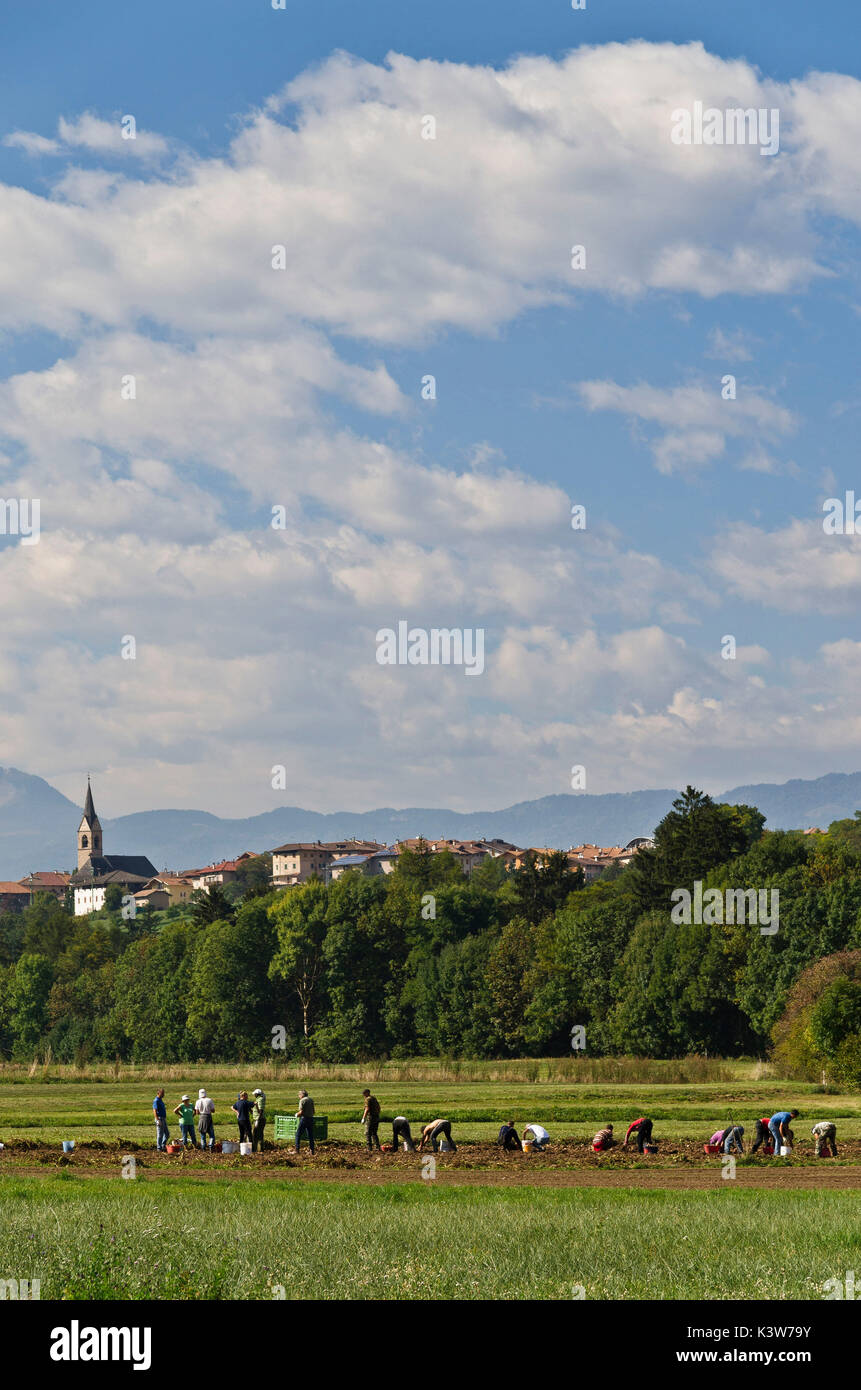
(2, 1059, 857, 1301)
(0, 1059, 858, 1145)
(0, 1175, 858, 1300)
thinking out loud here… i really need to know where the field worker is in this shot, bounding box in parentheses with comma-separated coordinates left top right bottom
(768, 1109, 798, 1154)
(195, 1088, 216, 1151)
(751, 1116, 772, 1153)
(812, 1121, 838, 1157)
(361, 1089, 382, 1152)
(592, 1124, 616, 1152)
(497, 1119, 521, 1151)
(251, 1088, 267, 1152)
(392, 1116, 415, 1152)
(173, 1094, 197, 1148)
(722, 1125, 745, 1155)
(623, 1117, 653, 1153)
(523, 1123, 550, 1150)
(232, 1090, 252, 1145)
(153, 1088, 169, 1151)
(295, 1089, 315, 1154)
(708, 1129, 725, 1149)
(418, 1119, 457, 1152)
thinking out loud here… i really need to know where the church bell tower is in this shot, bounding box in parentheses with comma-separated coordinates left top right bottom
(77, 778, 103, 870)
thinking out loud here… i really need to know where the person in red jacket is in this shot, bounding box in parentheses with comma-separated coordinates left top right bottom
(623, 1117, 653, 1152)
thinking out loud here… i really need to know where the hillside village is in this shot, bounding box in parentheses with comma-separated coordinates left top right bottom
(0, 781, 654, 917)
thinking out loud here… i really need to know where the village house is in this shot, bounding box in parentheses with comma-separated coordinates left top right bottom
(329, 846, 400, 880)
(179, 853, 258, 893)
(271, 840, 383, 887)
(18, 870, 71, 902)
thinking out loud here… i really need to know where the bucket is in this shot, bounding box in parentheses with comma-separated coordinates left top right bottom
(239, 1142, 252, 1155)
(780, 1144, 792, 1157)
(166, 1143, 182, 1154)
(704, 1143, 721, 1155)
(222, 1141, 237, 1154)
(523, 1140, 535, 1153)
(62, 1140, 75, 1153)
(644, 1143, 658, 1154)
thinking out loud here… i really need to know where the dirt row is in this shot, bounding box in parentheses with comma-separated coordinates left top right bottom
(1, 1136, 859, 1188)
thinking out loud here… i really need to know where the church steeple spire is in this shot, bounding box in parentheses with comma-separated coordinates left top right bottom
(77, 777, 103, 870)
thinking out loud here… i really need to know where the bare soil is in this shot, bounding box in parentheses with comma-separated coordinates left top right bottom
(1, 1137, 859, 1188)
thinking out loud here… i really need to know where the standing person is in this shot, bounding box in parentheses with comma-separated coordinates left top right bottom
(195, 1088, 216, 1151)
(251, 1088, 267, 1152)
(768, 1109, 799, 1154)
(295, 1089, 315, 1154)
(623, 1117, 653, 1153)
(153, 1088, 169, 1151)
(497, 1119, 522, 1151)
(721, 1125, 745, 1155)
(232, 1091, 252, 1145)
(418, 1119, 456, 1152)
(361, 1089, 382, 1152)
(811, 1121, 838, 1157)
(391, 1116, 415, 1152)
(173, 1094, 198, 1149)
(751, 1116, 772, 1154)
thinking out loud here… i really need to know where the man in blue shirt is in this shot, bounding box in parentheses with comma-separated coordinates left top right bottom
(768, 1109, 798, 1154)
(153, 1088, 169, 1151)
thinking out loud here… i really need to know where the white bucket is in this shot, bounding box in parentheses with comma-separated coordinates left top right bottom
(239, 1142, 252, 1155)
(780, 1144, 792, 1157)
(222, 1141, 237, 1154)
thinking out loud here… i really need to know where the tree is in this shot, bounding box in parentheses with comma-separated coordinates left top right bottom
(9, 953, 54, 1055)
(268, 881, 329, 1046)
(629, 787, 765, 910)
(190, 884, 235, 926)
(187, 899, 282, 1058)
(509, 851, 582, 924)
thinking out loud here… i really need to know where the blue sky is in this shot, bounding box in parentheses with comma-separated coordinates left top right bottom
(0, 1, 860, 816)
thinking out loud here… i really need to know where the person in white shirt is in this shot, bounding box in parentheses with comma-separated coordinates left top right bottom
(194, 1088, 216, 1151)
(523, 1123, 550, 1150)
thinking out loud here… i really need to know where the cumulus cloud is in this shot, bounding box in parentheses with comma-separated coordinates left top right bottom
(2, 40, 861, 813)
(578, 378, 796, 474)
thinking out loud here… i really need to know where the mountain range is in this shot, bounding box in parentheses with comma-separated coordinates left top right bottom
(1, 767, 860, 882)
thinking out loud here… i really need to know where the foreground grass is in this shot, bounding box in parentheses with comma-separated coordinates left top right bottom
(0, 1177, 859, 1300)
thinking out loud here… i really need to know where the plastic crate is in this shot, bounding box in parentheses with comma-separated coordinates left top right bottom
(273, 1113, 328, 1142)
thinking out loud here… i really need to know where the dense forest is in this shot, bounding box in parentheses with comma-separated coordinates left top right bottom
(2, 787, 861, 1083)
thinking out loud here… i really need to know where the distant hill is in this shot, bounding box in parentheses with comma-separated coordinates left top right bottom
(1, 766, 860, 882)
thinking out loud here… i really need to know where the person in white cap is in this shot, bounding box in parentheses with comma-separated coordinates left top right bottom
(194, 1088, 216, 1151)
(251, 1088, 267, 1152)
(173, 1094, 198, 1148)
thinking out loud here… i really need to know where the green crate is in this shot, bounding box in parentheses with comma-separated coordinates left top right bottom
(273, 1113, 328, 1142)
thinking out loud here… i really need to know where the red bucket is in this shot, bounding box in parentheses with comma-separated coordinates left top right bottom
(704, 1143, 721, 1155)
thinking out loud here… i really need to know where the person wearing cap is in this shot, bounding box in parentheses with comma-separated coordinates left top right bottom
(251, 1088, 267, 1152)
(231, 1091, 253, 1145)
(173, 1094, 198, 1148)
(194, 1088, 216, 1151)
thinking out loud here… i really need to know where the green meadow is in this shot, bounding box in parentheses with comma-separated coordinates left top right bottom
(1, 1059, 858, 1145)
(0, 1176, 858, 1300)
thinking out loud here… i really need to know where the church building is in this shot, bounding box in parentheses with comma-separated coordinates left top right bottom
(70, 780, 158, 916)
